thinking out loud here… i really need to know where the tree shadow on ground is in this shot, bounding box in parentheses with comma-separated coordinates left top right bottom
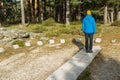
(77, 53, 120, 80)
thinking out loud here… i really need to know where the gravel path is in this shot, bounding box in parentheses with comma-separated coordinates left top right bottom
(0, 46, 79, 80)
(0, 43, 120, 80)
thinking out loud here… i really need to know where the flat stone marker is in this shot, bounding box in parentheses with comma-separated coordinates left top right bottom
(60, 39, 65, 44)
(0, 48, 5, 53)
(49, 39, 55, 45)
(95, 38, 102, 43)
(13, 44, 20, 49)
(37, 41, 43, 46)
(111, 39, 116, 43)
(25, 42, 31, 47)
(46, 46, 101, 80)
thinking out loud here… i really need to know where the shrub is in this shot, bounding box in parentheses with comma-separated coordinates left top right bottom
(69, 26, 81, 35)
(28, 25, 47, 33)
(45, 31, 61, 37)
(42, 18, 56, 26)
(12, 39, 25, 47)
(70, 21, 81, 25)
(59, 27, 73, 34)
(97, 26, 102, 33)
(33, 26, 47, 33)
(72, 29, 81, 35)
(111, 21, 120, 27)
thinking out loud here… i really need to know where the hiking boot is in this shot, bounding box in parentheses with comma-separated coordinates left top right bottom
(89, 50, 93, 53)
(86, 50, 89, 53)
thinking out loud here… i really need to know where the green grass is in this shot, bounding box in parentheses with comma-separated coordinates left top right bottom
(5, 22, 102, 38)
(12, 39, 25, 47)
(111, 21, 120, 27)
(3, 19, 103, 38)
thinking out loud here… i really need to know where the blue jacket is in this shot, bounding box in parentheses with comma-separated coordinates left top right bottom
(82, 15, 96, 34)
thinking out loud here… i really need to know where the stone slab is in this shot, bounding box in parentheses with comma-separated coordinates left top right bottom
(13, 44, 20, 49)
(46, 46, 101, 80)
(25, 42, 31, 47)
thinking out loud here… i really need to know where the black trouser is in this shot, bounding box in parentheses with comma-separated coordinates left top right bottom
(85, 33, 93, 51)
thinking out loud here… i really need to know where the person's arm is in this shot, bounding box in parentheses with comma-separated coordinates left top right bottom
(82, 19, 85, 33)
(93, 18, 96, 34)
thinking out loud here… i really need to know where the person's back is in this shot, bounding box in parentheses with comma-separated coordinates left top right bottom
(82, 14, 96, 34)
(82, 10, 96, 53)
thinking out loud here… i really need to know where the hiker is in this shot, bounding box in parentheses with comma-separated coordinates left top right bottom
(82, 10, 96, 53)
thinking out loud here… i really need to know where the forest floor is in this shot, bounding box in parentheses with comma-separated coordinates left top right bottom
(0, 26, 120, 80)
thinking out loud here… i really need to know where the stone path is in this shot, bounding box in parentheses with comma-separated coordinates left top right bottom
(46, 46, 101, 80)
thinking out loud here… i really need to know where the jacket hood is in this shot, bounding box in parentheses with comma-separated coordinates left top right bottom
(85, 15, 92, 19)
(84, 15, 93, 21)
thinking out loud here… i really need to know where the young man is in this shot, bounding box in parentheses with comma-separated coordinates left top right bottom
(82, 10, 96, 53)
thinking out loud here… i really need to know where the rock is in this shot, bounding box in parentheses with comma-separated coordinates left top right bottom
(1, 29, 29, 38)
(39, 33, 45, 37)
(0, 27, 7, 31)
(49, 39, 55, 45)
(37, 41, 43, 46)
(13, 44, 20, 49)
(0, 33, 4, 40)
(95, 38, 102, 43)
(0, 29, 30, 45)
(15, 30, 30, 38)
(0, 48, 5, 53)
(40, 37, 49, 41)
(25, 42, 31, 47)
(60, 39, 65, 44)
(30, 33, 45, 38)
(0, 38, 12, 45)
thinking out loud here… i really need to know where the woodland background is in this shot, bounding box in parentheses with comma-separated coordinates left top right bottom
(0, 0, 120, 27)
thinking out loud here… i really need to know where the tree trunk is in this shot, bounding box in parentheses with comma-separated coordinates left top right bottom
(34, 0, 37, 22)
(38, 0, 43, 23)
(0, 0, 3, 27)
(107, 12, 111, 24)
(110, 11, 114, 23)
(77, 5, 81, 21)
(65, 0, 70, 25)
(104, 4, 108, 24)
(21, 0, 25, 27)
(43, 0, 47, 20)
(117, 11, 120, 21)
(25, 0, 29, 22)
(62, 1, 65, 23)
(57, 0, 61, 22)
(30, 0, 34, 22)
